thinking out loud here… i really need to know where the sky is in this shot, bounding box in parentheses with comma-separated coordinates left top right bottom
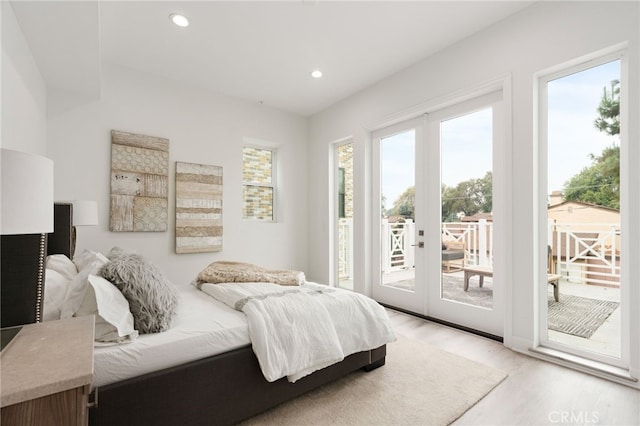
(547, 59, 620, 193)
(380, 130, 415, 209)
(381, 110, 492, 207)
(381, 59, 620, 207)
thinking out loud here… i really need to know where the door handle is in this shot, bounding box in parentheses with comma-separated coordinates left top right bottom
(411, 242, 424, 248)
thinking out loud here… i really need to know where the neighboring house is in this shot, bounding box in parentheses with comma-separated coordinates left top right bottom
(547, 200, 620, 227)
(461, 212, 493, 223)
(547, 199, 620, 254)
(451, 201, 620, 226)
(385, 215, 409, 224)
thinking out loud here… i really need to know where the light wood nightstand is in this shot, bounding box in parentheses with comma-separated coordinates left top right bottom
(1, 316, 94, 426)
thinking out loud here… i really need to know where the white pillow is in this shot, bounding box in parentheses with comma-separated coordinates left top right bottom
(73, 249, 109, 272)
(46, 254, 78, 281)
(42, 269, 70, 321)
(60, 252, 109, 319)
(75, 275, 138, 345)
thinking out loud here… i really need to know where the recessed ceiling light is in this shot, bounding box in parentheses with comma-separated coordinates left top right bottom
(311, 70, 323, 79)
(170, 13, 189, 28)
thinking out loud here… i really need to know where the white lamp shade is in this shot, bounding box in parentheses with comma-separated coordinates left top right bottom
(1, 149, 54, 235)
(72, 200, 99, 226)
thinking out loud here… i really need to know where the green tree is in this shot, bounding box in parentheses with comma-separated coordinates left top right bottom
(594, 80, 620, 136)
(388, 171, 492, 222)
(563, 146, 619, 209)
(563, 79, 620, 209)
(388, 186, 415, 219)
(441, 172, 492, 222)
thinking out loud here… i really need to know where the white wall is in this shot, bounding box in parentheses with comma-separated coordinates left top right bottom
(1, 1, 47, 154)
(308, 1, 639, 352)
(47, 64, 309, 285)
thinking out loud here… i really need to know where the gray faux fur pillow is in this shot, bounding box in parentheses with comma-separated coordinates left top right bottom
(100, 247, 178, 333)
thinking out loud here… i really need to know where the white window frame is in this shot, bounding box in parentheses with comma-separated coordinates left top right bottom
(534, 45, 634, 377)
(242, 145, 277, 222)
(332, 138, 355, 289)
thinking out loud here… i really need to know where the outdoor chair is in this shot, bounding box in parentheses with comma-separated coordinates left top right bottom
(548, 245, 562, 301)
(442, 240, 465, 273)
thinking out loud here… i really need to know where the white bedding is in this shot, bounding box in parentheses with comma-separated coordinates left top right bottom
(199, 282, 396, 383)
(93, 283, 250, 388)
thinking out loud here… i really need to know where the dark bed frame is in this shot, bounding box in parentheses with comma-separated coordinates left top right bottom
(27, 203, 385, 425)
(90, 345, 386, 426)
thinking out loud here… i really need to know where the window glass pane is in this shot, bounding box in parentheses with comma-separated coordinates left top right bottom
(243, 147, 272, 184)
(242, 146, 274, 221)
(440, 108, 493, 308)
(243, 185, 273, 221)
(380, 130, 415, 292)
(338, 167, 346, 219)
(546, 59, 621, 358)
(337, 143, 354, 289)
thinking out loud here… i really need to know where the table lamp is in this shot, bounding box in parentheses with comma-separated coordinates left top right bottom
(70, 200, 98, 257)
(1, 148, 54, 332)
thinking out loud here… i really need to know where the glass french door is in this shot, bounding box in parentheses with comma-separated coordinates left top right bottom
(372, 118, 425, 313)
(372, 92, 505, 337)
(425, 92, 504, 337)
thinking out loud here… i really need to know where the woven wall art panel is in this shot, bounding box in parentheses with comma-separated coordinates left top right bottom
(110, 130, 169, 232)
(175, 161, 223, 253)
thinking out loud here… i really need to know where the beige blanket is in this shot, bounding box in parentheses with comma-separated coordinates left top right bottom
(196, 261, 305, 287)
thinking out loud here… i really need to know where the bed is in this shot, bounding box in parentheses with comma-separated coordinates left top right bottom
(36, 203, 390, 426)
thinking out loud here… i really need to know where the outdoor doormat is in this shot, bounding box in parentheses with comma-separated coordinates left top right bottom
(547, 295, 619, 339)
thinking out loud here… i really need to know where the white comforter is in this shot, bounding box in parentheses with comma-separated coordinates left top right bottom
(198, 282, 396, 382)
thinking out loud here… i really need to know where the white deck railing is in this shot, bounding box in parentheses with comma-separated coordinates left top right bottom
(381, 219, 415, 273)
(549, 220, 621, 287)
(338, 218, 354, 280)
(442, 220, 493, 267)
(337, 218, 621, 287)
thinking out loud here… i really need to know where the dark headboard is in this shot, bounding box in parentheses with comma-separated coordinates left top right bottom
(48, 203, 74, 258)
(1, 233, 46, 327)
(0, 203, 74, 328)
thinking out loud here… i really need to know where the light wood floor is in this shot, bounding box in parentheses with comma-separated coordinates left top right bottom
(387, 309, 640, 426)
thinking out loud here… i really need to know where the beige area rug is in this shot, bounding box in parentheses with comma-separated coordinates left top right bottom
(241, 336, 507, 426)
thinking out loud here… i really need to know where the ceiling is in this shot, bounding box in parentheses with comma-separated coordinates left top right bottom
(11, 1, 534, 116)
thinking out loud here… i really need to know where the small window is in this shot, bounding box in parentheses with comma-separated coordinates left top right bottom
(242, 146, 276, 221)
